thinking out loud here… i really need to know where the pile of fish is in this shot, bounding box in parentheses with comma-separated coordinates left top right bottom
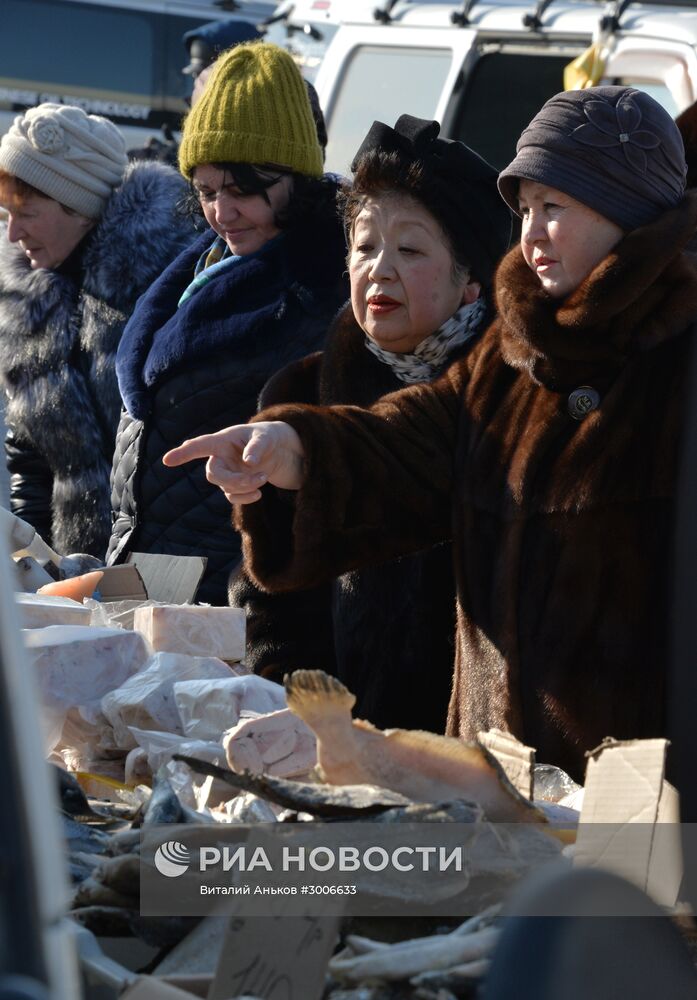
(55, 667, 576, 998)
(326, 907, 500, 1000)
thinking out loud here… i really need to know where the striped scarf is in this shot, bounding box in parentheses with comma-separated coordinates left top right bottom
(364, 297, 487, 384)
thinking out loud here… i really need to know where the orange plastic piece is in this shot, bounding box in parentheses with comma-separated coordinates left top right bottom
(38, 570, 104, 601)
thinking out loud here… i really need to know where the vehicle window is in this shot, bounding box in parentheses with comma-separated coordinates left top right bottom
(450, 50, 570, 170)
(325, 45, 452, 175)
(0, 0, 157, 105)
(607, 78, 680, 117)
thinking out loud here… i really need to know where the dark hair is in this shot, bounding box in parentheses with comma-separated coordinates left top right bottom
(341, 149, 472, 279)
(182, 161, 336, 233)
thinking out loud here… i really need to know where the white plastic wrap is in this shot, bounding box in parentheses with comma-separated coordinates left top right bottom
(214, 792, 279, 824)
(533, 763, 583, 803)
(127, 727, 231, 809)
(16, 592, 91, 629)
(223, 708, 317, 778)
(86, 598, 171, 632)
(23, 625, 150, 754)
(133, 604, 246, 660)
(101, 651, 233, 750)
(127, 726, 225, 775)
(174, 674, 287, 741)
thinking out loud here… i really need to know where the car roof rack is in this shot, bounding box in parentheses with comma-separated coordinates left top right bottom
(599, 0, 697, 30)
(373, 0, 401, 23)
(522, 0, 556, 30)
(599, 0, 634, 31)
(451, 0, 482, 26)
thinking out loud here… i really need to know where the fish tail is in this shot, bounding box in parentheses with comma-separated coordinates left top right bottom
(284, 669, 356, 726)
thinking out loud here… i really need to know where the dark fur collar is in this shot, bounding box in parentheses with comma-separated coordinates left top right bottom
(117, 185, 347, 420)
(496, 193, 697, 389)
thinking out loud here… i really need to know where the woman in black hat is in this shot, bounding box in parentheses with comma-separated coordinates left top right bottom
(228, 115, 511, 732)
(165, 87, 697, 780)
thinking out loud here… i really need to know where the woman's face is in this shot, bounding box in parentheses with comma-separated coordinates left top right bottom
(349, 193, 480, 354)
(3, 193, 93, 270)
(193, 164, 293, 256)
(519, 179, 624, 299)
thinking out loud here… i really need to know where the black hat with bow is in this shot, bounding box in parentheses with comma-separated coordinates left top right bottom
(351, 114, 512, 287)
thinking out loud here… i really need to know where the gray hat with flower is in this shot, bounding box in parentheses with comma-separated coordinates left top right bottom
(498, 86, 686, 231)
(0, 103, 128, 218)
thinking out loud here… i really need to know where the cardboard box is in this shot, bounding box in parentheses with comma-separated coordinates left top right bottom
(119, 911, 341, 1000)
(574, 737, 683, 908)
(96, 554, 206, 604)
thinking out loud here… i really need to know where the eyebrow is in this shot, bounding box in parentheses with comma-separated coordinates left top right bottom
(355, 217, 436, 234)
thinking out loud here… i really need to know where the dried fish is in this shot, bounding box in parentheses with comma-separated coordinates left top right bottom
(67, 851, 104, 885)
(344, 908, 500, 957)
(72, 876, 138, 910)
(328, 926, 499, 983)
(93, 853, 141, 897)
(327, 989, 397, 1000)
(173, 754, 414, 818)
(106, 828, 142, 856)
(410, 958, 491, 989)
(285, 671, 542, 823)
(62, 816, 112, 856)
(362, 801, 481, 825)
(450, 905, 500, 934)
(70, 905, 136, 937)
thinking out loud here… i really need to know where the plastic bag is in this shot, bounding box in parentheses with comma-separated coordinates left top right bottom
(101, 651, 232, 750)
(174, 674, 287, 741)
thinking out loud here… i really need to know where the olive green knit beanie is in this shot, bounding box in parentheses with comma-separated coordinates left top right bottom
(178, 41, 323, 179)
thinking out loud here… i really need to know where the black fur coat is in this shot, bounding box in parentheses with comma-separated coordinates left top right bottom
(0, 160, 195, 557)
(236, 194, 697, 780)
(229, 301, 495, 732)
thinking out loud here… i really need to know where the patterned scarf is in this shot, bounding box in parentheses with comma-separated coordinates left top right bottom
(364, 296, 487, 383)
(177, 235, 242, 308)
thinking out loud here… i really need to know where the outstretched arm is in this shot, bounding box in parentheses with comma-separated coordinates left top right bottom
(164, 363, 465, 592)
(163, 420, 307, 502)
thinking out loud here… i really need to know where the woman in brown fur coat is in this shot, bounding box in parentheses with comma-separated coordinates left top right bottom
(228, 115, 511, 733)
(165, 87, 697, 781)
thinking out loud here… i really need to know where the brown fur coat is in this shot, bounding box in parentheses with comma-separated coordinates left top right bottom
(230, 302, 478, 732)
(236, 194, 697, 780)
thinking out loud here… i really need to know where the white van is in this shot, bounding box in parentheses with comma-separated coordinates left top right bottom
(264, 0, 377, 79)
(0, 0, 276, 147)
(315, 0, 697, 175)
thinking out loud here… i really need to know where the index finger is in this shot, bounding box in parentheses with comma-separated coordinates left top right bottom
(162, 431, 238, 468)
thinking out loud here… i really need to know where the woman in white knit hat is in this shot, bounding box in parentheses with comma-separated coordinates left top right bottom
(0, 103, 195, 559)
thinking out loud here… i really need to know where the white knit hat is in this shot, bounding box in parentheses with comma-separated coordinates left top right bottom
(0, 103, 128, 218)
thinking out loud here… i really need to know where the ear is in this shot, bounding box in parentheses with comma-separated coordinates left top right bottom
(461, 280, 481, 306)
(79, 215, 95, 230)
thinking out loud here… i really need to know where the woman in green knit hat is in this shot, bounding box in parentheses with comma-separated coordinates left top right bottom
(106, 42, 348, 604)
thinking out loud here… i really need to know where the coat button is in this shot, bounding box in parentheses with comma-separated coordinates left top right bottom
(567, 386, 600, 420)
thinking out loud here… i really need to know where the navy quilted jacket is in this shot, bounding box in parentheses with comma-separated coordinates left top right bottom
(107, 196, 347, 604)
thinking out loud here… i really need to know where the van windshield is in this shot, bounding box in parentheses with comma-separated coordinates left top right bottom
(325, 45, 452, 175)
(450, 49, 569, 170)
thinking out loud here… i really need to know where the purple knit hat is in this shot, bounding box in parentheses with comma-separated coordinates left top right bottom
(498, 86, 686, 231)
